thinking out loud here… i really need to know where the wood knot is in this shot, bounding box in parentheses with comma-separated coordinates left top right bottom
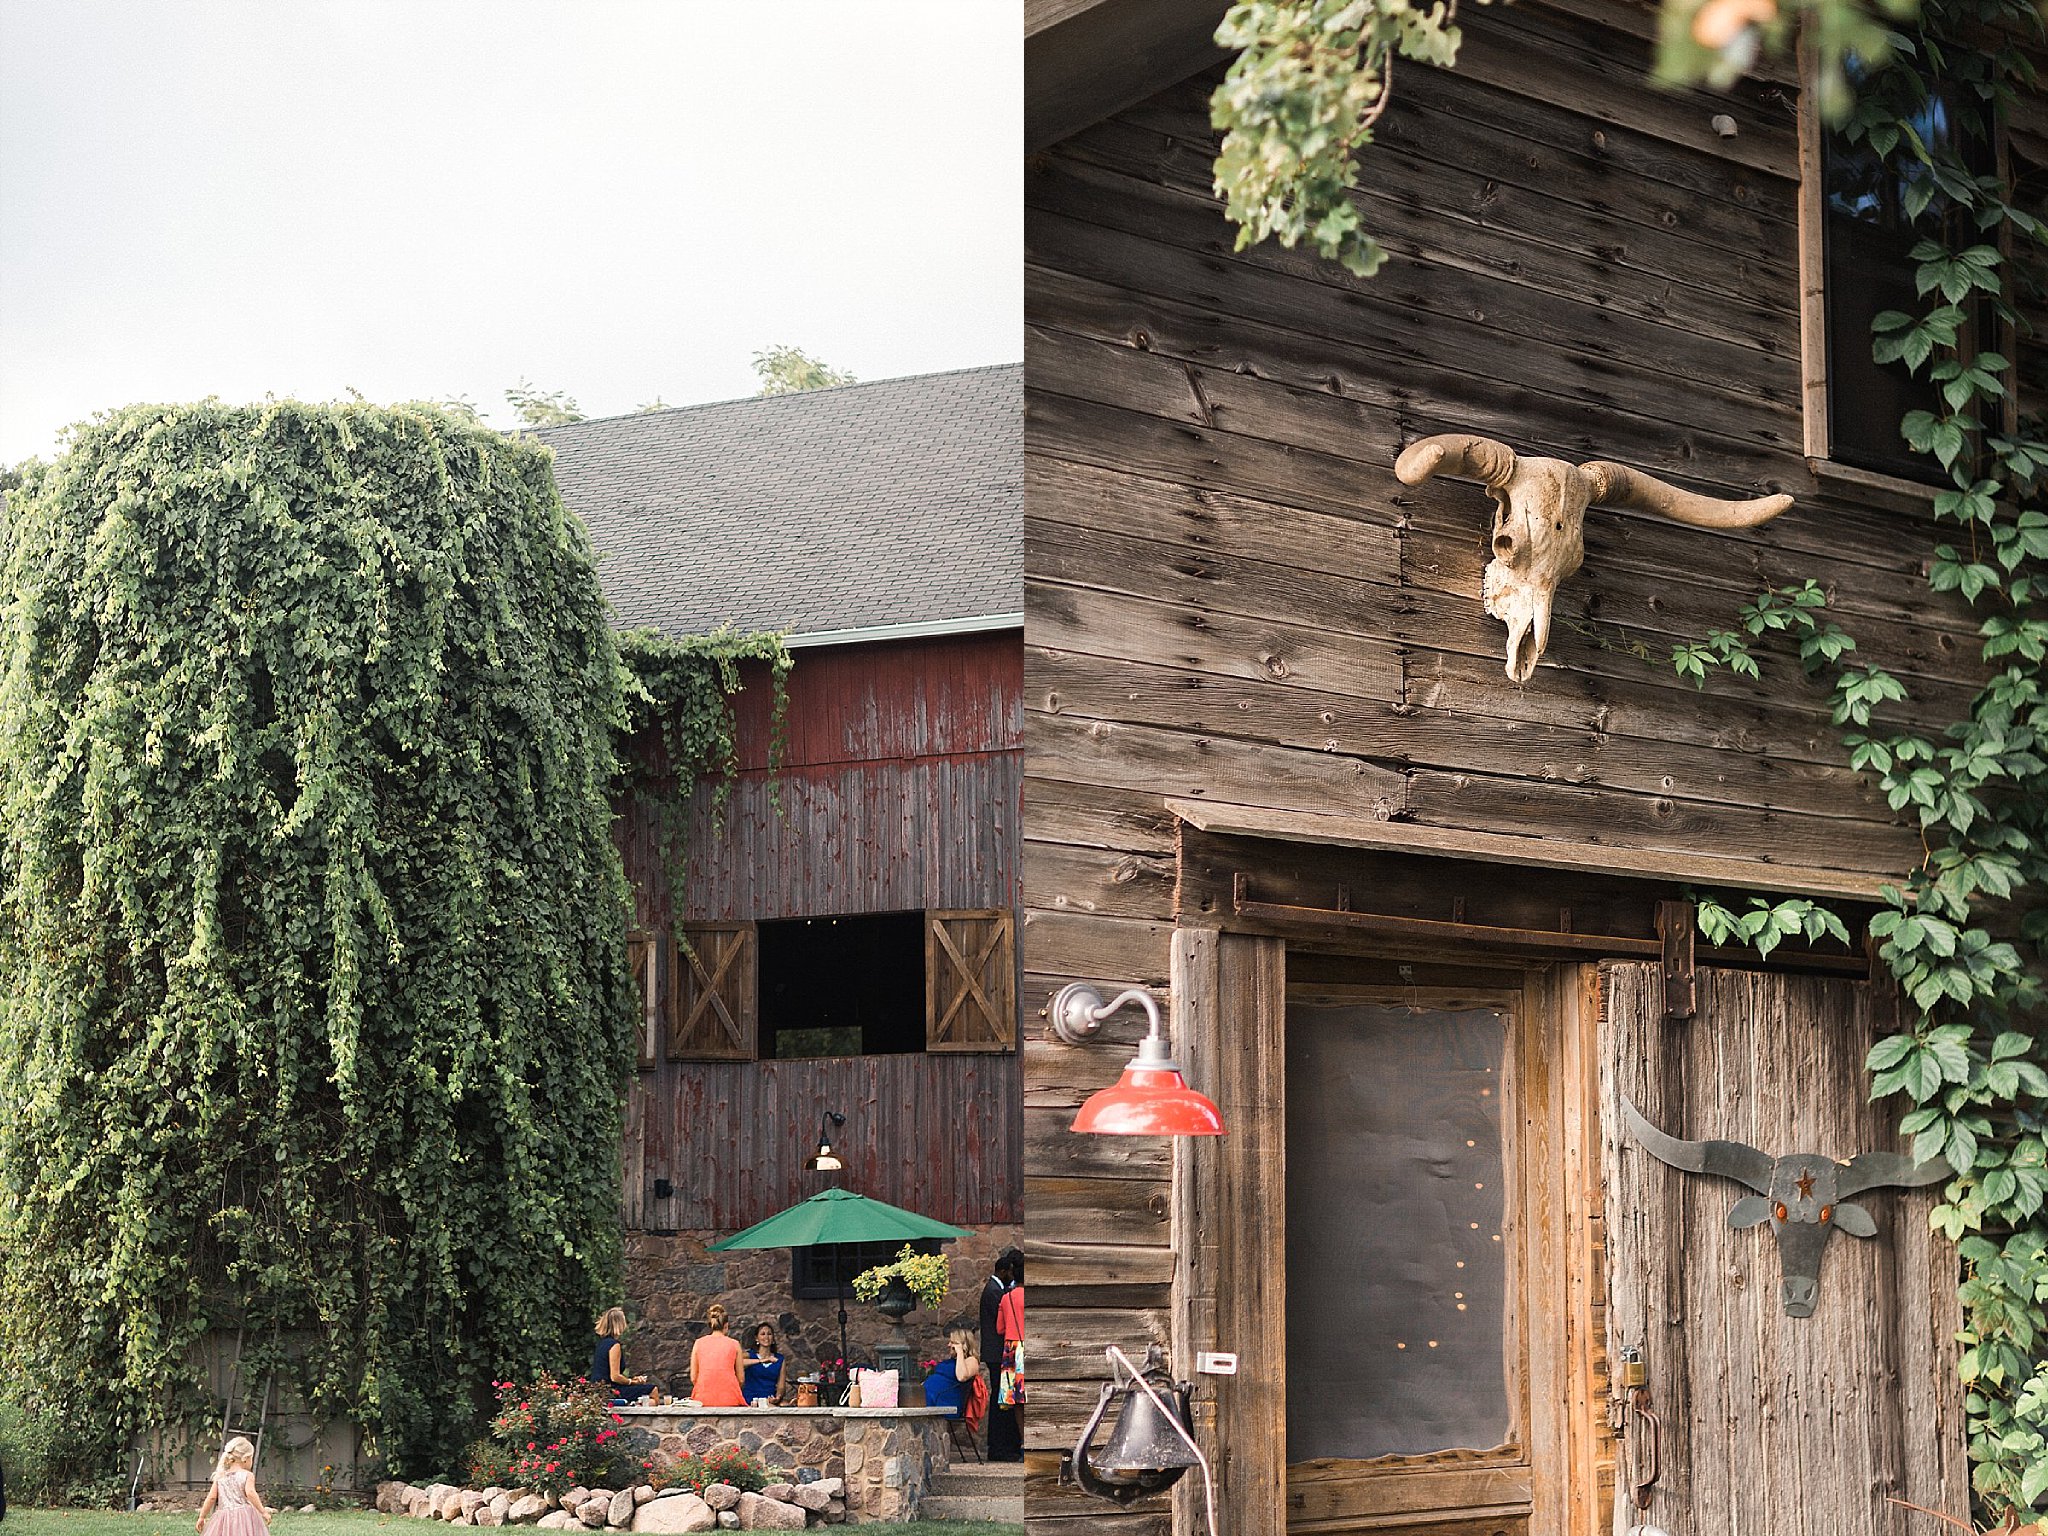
(1262, 653, 1292, 679)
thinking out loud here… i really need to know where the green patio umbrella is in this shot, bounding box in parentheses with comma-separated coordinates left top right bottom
(710, 1188, 970, 1392)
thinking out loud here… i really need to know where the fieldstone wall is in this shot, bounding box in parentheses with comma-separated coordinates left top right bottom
(621, 1223, 1018, 1390)
(631, 1409, 950, 1524)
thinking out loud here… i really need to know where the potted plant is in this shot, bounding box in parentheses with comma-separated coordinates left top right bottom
(851, 1246, 950, 1323)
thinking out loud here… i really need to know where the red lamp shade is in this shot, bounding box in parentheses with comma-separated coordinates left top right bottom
(1072, 1057, 1226, 1136)
(1050, 985, 1227, 1137)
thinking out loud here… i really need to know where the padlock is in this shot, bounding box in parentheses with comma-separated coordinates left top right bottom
(1619, 1344, 1647, 1388)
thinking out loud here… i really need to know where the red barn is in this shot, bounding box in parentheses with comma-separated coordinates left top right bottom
(537, 364, 1022, 1386)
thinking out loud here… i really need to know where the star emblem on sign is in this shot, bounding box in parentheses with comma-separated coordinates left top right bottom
(1795, 1169, 1817, 1200)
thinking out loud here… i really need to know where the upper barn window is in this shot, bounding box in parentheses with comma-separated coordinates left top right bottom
(1804, 63, 1999, 482)
(632, 910, 1019, 1062)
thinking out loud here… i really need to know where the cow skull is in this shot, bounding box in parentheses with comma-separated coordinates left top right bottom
(1393, 435, 1795, 682)
(1622, 1097, 1950, 1317)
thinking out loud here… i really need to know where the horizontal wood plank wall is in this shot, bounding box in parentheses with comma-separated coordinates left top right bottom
(1021, 1, 1980, 1528)
(618, 630, 1023, 1233)
(626, 1051, 1023, 1231)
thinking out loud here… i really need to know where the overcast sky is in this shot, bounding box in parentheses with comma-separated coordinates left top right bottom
(0, 0, 1021, 463)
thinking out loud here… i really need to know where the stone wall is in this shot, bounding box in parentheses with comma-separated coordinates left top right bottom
(621, 1224, 1018, 1393)
(634, 1409, 950, 1524)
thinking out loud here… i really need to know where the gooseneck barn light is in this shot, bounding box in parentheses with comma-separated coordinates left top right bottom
(805, 1111, 847, 1172)
(1048, 984, 1225, 1136)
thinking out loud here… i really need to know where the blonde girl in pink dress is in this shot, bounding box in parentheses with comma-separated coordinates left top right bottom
(194, 1437, 271, 1536)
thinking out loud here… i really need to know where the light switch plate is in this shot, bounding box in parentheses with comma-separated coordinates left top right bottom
(1196, 1351, 1238, 1375)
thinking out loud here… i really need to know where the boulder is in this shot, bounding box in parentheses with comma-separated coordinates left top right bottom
(482, 1489, 508, 1503)
(580, 1495, 613, 1524)
(734, 1494, 806, 1532)
(631, 1487, 656, 1506)
(507, 1494, 551, 1524)
(788, 1487, 831, 1514)
(474, 1506, 505, 1528)
(630, 1493, 715, 1534)
(300, 1506, 317, 1515)
(431, 1486, 464, 1520)
(701, 1485, 742, 1513)
(807, 1481, 841, 1501)
(562, 1489, 591, 1513)
(607, 1488, 638, 1527)
(458, 1492, 490, 1521)
(758, 1486, 793, 1504)
(536, 1514, 576, 1530)
(404, 1489, 435, 1518)
(375, 1483, 408, 1514)
(488, 1493, 514, 1522)
(716, 1517, 739, 1532)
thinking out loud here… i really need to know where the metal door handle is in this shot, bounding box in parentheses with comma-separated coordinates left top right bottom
(1629, 1387, 1661, 1510)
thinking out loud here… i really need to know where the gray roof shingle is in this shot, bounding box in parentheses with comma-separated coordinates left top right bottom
(534, 363, 1020, 641)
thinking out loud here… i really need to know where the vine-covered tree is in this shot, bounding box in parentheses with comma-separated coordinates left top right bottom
(505, 379, 587, 426)
(750, 345, 857, 396)
(0, 402, 635, 1480)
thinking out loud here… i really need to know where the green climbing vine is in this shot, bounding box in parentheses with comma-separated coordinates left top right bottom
(615, 626, 791, 900)
(1210, 0, 1479, 277)
(1665, 0, 2048, 1508)
(0, 400, 781, 1490)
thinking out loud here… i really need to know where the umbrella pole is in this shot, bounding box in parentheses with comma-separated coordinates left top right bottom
(836, 1242, 851, 1401)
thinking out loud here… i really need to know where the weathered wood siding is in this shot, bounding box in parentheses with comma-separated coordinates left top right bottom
(624, 1051, 1021, 1231)
(1022, 1, 1985, 1526)
(1603, 963, 1968, 1529)
(619, 630, 1023, 1232)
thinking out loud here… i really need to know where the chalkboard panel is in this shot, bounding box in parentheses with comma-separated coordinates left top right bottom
(1284, 1002, 1511, 1464)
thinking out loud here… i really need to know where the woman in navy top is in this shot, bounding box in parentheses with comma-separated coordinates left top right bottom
(592, 1307, 658, 1404)
(741, 1322, 786, 1405)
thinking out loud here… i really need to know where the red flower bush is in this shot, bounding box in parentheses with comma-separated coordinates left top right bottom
(486, 1376, 627, 1495)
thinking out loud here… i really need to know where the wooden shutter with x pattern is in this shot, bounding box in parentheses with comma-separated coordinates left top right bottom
(925, 909, 1017, 1052)
(627, 931, 659, 1068)
(667, 922, 757, 1061)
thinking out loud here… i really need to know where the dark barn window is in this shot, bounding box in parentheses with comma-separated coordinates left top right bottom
(758, 911, 928, 1058)
(1822, 88, 1990, 481)
(792, 1238, 942, 1300)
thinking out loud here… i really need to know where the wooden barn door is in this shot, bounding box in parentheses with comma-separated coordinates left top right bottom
(1601, 963, 1969, 1533)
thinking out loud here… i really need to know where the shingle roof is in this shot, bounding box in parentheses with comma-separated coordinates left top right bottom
(534, 363, 1021, 642)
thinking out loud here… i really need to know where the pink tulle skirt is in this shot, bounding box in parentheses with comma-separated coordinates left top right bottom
(205, 1505, 267, 1536)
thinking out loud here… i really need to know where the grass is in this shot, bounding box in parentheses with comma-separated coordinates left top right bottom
(0, 1513, 1019, 1536)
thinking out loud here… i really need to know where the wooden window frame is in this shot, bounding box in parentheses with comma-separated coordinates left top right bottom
(1796, 36, 2020, 497)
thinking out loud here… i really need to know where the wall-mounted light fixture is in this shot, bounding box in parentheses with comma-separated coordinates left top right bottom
(1048, 985, 1225, 1136)
(806, 1111, 847, 1171)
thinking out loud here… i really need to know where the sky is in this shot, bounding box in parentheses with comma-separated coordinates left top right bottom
(0, 0, 1021, 463)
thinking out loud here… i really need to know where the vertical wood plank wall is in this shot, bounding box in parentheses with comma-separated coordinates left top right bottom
(618, 631, 1024, 1232)
(1021, 1, 1988, 1529)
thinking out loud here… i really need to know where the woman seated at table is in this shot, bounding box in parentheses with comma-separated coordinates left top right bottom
(741, 1322, 787, 1406)
(591, 1307, 662, 1405)
(688, 1303, 748, 1407)
(922, 1329, 988, 1433)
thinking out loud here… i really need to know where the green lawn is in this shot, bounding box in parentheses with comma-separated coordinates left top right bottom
(0, 1514, 1018, 1536)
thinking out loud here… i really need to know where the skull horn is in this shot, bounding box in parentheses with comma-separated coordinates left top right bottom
(1835, 1148, 1952, 1199)
(1621, 1097, 1775, 1194)
(1579, 460, 1793, 530)
(1396, 434, 1519, 490)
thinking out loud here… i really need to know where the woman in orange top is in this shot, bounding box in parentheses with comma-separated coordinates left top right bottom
(688, 1303, 747, 1407)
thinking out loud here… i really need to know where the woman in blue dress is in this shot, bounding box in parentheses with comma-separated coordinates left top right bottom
(741, 1322, 787, 1406)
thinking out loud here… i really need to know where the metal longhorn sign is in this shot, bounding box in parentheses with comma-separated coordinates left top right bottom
(1621, 1097, 1951, 1317)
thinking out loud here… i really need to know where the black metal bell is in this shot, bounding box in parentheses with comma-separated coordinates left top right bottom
(1066, 1349, 1198, 1504)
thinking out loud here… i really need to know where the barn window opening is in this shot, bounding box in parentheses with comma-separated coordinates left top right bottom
(1819, 77, 1993, 481)
(758, 911, 927, 1058)
(792, 1238, 942, 1300)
